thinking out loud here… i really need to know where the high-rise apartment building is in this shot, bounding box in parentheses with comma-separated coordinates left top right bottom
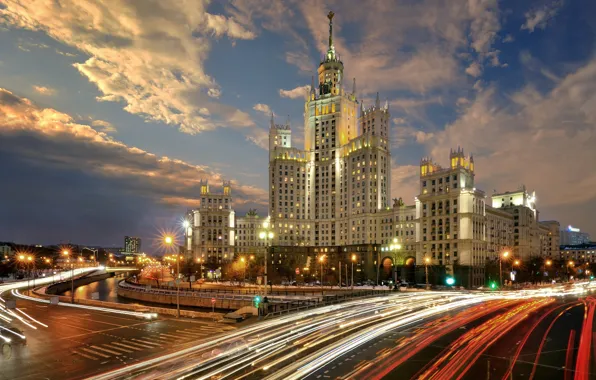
(185, 180, 235, 264)
(415, 148, 488, 287)
(269, 11, 391, 248)
(560, 225, 591, 245)
(124, 236, 141, 253)
(491, 187, 540, 259)
(235, 209, 268, 256)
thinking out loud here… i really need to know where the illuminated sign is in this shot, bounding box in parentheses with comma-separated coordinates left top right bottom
(568, 225, 580, 232)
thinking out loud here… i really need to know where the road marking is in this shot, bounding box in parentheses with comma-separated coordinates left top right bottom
(80, 347, 110, 358)
(159, 332, 185, 339)
(120, 340, 148, 350)
(111, 342, 142, 351)
(106, 343, 134, 353)
(91, 345, 123, 356)
(177, 330, 208, 337)
(58, 320, 157, 340)
(131, 338, 161, 347)
(72, 350, 98, 361)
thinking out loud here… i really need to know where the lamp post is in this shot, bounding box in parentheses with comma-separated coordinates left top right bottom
(164, 236, 180, 318)
(62, 250, 75, 303)
(319, 255, 326, 297)
(196, 258, 203, 279)
(240, 257, 246, 285)
(258, 224, 274, 298)
(424, 257, 431, 290)
(543, 259, 552, 284)
(567, 260, 574, 281)
(351, 254, 356, 290)
(500, 251, 509, 288)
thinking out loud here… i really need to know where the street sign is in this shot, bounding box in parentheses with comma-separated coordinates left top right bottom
(211, 298, 216, 304)
(49, 297, 59, 305)
(295, 268, 300, 275)
(5, 300, 16, 309)
(190, 275, 196, 282)
(91, 292, 99, 300)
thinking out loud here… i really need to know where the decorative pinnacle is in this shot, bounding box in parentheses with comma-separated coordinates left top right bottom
(328, 11, 335, 49)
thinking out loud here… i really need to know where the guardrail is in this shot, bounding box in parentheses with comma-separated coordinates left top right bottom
(119, 280, 309, 304)
(264, 289, 387, 318)
(125, 278, 375, 297)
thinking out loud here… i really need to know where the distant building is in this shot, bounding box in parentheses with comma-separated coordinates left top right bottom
(185, 180, 235, 264)
(560, 244, 596, 264)
(539, 221, 560, 258)
(124, 236, 141, 253)
(560, 225, 590, 246)
(0, 245, 12, 261)
(235, 209, 268, 257)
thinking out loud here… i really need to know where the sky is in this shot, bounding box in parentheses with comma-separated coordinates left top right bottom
(0, 0, 595, 252)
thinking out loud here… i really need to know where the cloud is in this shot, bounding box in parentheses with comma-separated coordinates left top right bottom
(207, 88, 221, 99)
(521, 1, 564, 33)
(285, 51, 313, 74)
(392, 124, 434, 147)
(32, 85, 56, 95)
(279, 85, 310, 99)
(391, 163, 419, 204)
(253, 103, 272, 115)
(0, 0, 255, 135)
(427, 58, 596, 227)
(269, 0, 504, 94)
(465, 62, 483, 78)
(91, 119, 117, 133)
(0, 88, 268, 209)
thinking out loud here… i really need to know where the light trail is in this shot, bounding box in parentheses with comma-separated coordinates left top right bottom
(11, 289, 157, 320)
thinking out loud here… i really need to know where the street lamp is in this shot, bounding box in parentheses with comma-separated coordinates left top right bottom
(543, 259, 552, 283)
(500, 251, 509, 288)
(424, 257, 431, 290)
(164, 236, 180, 318)
(351, 254, 356, 290)
(240, 257, 246, 285)
(319, 255, 326, 297)
(62, 249, 75, 303)
(196, 258, 203, 279)
(258, 228, 274, 297)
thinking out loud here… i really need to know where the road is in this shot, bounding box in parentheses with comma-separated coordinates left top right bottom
(0, 283, 237, 380)
(86, 283, 596, 380)
(3, 276, 596, 380)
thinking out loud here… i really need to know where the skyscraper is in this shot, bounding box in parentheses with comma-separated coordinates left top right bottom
(269, 11, 391, 247)
(124, 236, 141, 253)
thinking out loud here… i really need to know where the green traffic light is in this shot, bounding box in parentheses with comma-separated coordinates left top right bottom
(445, 277, 455, 286)
(490, 282, 497, 289)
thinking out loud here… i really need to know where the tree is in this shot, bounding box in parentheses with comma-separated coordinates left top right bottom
(142, 266, 164, 287)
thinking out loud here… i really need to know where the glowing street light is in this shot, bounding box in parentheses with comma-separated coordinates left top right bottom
(319, 255, 326, 297)
(164, 236, 180, 318)
(500, 250, 509, 288)
(258, 224, 274, 299)
(424, 257, 431, 290)
(351, 254, 356, 290)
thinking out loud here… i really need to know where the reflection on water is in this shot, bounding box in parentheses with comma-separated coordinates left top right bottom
(61, 276, 230, 311)
(62, 276, 135, 304)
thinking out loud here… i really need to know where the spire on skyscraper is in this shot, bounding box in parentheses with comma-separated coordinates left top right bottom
(375, 92, 380, 108)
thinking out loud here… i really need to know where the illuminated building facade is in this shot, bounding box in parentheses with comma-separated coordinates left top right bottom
(560, 225, 591, 245)
(124, 236, 141, 253)
(415, 148, 488, 287)
(235, 209, 268, 256)
(269, 11, 391, 248)
(185, 180, 235, 264)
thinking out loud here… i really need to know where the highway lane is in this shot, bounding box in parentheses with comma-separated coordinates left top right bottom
(0, 292, 236, 380)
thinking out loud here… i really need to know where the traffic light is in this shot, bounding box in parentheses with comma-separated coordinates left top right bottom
(445, 277, 455, 286)
(253, 296, 261, 307)
(490, 281, 497, 290)
(591, 276, 594, 280)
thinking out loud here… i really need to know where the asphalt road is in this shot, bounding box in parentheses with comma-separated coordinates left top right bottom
(0, 293, 236, 380)
(304, 297, 590, 380)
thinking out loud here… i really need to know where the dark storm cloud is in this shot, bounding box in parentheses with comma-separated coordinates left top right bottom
(0, 88, 267, 246)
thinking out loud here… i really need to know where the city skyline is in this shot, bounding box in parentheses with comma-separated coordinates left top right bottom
(1, 1, 595, 249)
